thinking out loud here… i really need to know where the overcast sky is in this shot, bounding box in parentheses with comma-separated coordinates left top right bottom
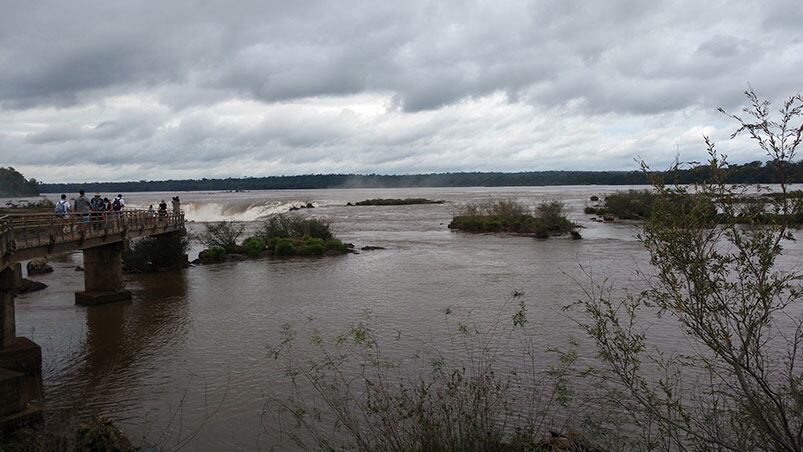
(1, 0, 801, 182)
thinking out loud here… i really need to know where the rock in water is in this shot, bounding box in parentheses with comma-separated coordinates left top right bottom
(17, 278, 47, 294)
(27, 258, 53, 275)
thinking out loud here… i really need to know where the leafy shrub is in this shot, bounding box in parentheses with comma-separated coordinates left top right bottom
(199, 222, 245, 253)
(536, 201, 573, 232)
(75, 416, 134, 452)
(578, 90, 803, 450)
(456, 198, 528, 221)
(450, 200, 576, 238)
(258, 214, 333, 241)
(297, 237, 325, 255)
(123, 232, 189, 273)
(324, 239, 349, 254)
(273, 238, 296, 256)
(198, 246, 226, 264)
(592, 190, 656, 219)
(241, 237, 266, 257)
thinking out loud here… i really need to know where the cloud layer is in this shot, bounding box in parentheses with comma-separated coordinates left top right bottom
(1, 0, 801, 182)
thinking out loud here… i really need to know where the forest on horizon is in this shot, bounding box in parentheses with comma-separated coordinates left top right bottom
(5, 159, 803, 196)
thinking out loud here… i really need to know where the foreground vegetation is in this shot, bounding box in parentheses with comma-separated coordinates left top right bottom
(577, 89, 803, 450)
(268, 294, 590, 451)
(449, 199, 578, 238)
(196, 214, 349, 263)
(348, 198, 445, 206)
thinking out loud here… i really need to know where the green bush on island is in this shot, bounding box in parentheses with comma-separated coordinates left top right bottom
(272, 236, 346, 256)
(350, 198, 445, 206)
(584, 189, 656, 219)
(268, 236, 348, 257)
(586, 189, 735, 223)
(273, 238, 296, 256)
(123, 232, 189, 273)
(198, 246, 226, 264)
(199, 221, 246, 253)
(241, 237, 266, 257)
(448, 199, 577, 238)
(196, 215, 349, 263)
(258, 214, 333, 241)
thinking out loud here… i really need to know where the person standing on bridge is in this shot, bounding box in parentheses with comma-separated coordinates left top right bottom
(112, 194, 125, 215)
(73, 189, 91, 226)
(89, 193, 105, 230)
(54, 194, 70, 218)
(158, 200, 168, 219)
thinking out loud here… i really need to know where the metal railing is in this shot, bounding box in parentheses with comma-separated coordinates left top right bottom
(0, 210, 184, 256)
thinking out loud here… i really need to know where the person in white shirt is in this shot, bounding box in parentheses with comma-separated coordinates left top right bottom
(54, 194, 70, 218)
(112, 194, 125, 212)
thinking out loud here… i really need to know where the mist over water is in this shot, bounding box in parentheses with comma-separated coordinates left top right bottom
(13, 186, 803, 450)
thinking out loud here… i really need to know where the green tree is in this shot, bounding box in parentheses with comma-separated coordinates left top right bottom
(579, 90, 803, 450)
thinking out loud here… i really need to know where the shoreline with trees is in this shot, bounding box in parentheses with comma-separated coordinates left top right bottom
(34, 159, 803, 194)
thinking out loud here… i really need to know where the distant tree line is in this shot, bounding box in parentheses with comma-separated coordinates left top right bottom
(33, 159, 803, 194)
(0, 167, 39, 196)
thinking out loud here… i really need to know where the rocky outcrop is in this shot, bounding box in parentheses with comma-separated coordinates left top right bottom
(26, 258, 53, 275)
(16, 278, 47, 294)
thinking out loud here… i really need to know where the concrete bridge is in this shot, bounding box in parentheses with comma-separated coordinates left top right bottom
(0, 210, 184, 434)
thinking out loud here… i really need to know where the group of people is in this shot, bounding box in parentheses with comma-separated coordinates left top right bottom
(147, 196, 182, 217)
(54, 190, 125, 218)
(54, 190, 182, 222)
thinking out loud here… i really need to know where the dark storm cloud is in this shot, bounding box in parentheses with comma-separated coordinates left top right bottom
(0, 0, 802, 181)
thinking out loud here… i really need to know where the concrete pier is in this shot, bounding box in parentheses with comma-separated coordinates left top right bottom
(75, 242, 132, 305)
(0, 264, 43, 436)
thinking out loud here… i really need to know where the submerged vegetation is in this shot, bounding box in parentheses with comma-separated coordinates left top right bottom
(196, 214, 349, 263)
(449, 199, 578, 239)
(348, 198, 445, 206)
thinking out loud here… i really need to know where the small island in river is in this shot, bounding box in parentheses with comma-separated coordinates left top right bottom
(347, 198, 445, 206)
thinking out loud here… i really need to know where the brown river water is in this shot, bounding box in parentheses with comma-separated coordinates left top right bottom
(10, 186, 803, 450)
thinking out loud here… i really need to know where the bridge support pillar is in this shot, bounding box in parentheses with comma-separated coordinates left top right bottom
(75, 242, 132, 306)
(0, 264, 43, 436)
